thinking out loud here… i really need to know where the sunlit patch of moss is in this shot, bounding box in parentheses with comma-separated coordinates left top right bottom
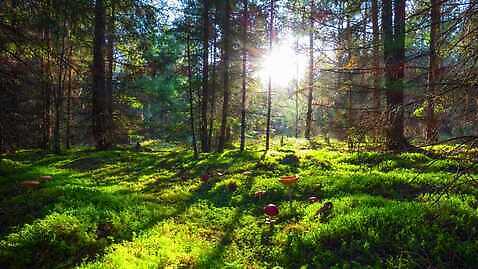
(79, 221, 214, 269)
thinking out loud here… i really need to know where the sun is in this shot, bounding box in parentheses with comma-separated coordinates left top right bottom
(258, 38, 307, 88)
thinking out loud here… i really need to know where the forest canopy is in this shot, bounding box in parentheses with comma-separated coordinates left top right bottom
(1, 0, 476, 153)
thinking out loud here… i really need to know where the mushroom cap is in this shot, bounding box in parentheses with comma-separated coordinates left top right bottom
(20, 180, 40, 189)
(200, 174, 210, 182)
(279, 175, 299, 186)
(263, 203, 279, 217)
(308, 196, 320, 203)
(39, 175, 53, 181)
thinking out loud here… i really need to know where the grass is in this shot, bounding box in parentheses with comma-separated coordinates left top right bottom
(0, 139, 477, 268)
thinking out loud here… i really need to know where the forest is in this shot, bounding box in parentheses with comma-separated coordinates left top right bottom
(0, 0, 477, 268)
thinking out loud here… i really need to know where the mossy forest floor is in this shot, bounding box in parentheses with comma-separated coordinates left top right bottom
(1, 139, 477, 268)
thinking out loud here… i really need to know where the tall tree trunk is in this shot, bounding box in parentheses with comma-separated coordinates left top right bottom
(218, 0, 231, 152)
(53, 4, 68, 153)
(106, 2, 115, 141)
(371, 0, 381, 136)
(66, 55, 72, 149)
(186, 30, 198, 157)
(426, 0, 441, 143)
(42, 26, 52, 150)
(383, 0, 408, 150)
(92, 0, 111, 150)
(240, 0, 248, 151)
(335, 1, 345, 142)
(201, 0, 210, 152)
(265, 0, 274, 151)
(305, 0, 314, 139)
(208, 20, 217, 150)
(345, 18, 353, 149)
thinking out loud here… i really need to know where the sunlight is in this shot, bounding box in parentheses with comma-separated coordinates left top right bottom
(258, 37, 307, 88)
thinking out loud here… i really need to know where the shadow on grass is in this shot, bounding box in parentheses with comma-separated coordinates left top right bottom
(195, 174, 257, 268)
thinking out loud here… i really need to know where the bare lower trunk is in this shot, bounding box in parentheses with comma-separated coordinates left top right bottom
(53, 5, 68, 153)
(186, 31, 198, 157)
(305, 0, 314, 139)
(42, 28, 52, 150)
(66, 62, 72, 149)
(240, 0, 248, 151)
(201, 0, 210, 152)
(383, 0, 408, 150)
(208, 23, 217, 150)
(265, 0, 274, 151)
(106, 2, 114, 143)
(426, 0, 441, 143)
(92, 0, 112, 150)
(371, 0, 381, 138)
(218, 0, 231, 152)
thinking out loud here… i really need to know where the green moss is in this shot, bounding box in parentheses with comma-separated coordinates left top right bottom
(0, 140, 477, 268)
(0, 158, 27, 176)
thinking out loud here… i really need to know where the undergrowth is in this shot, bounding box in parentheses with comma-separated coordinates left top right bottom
(0, 140, 477, 268)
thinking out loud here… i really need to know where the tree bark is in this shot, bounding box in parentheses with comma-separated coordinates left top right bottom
(345, 17, 353, 149)
(218, 0, 231, 152)
(426, 0, 441, 143)
(383, 0, 408, 150)
(92, 0, 112, 150)
(240, 0, 248, 151)
(371, 0, 381, 135)
(208, 16, 217, 150)
(106, 2, 115, 142)
(53, 3, 68, 153)
(42, 26, 52, 150)
(265, 0, 274, 151)
(66, 56, 72, 149)
(201, 0, 210, 152)
(305, 0, 314, 139)
(186, 30, 198, 157)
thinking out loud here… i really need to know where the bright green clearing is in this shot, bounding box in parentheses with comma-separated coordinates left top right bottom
(1, 140, 477, 268)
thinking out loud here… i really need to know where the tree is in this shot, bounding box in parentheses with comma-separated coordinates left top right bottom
(305, 0, 314, 139)
(92, 0, 112, 150)
(201, 0, 210, 152)
(186, 27, 198, 157)
(239, 0, 248, 152)
(426, 0, 441, 143)
(218, 0, 231, 152)
(382, 0, 408, 150)
(371, 0, 381, 134)
(265, 0, 274, 151)
(208, 10, 218, 150)
(105, 1, 115, 143)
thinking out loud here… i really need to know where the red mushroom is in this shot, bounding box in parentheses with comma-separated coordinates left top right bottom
(278, 175, 299, 186)
(200, 174, 210, 182)
(20, 180, 40, 190)
(308, 196, 321, 203)
(38, 175, 53, 182)
(263, 204, 279, 217)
